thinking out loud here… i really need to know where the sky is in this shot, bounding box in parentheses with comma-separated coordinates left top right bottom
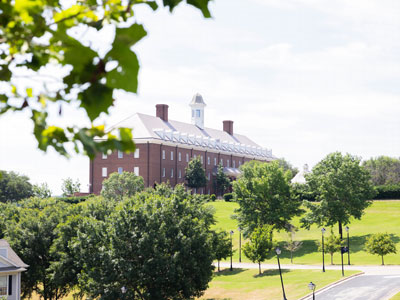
(1, 0, 400, 195)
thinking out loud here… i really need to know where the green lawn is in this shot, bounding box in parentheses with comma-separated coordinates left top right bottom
(207, 200, 400, 265)
(391, 292, 400, 300)
(199, 268, 359, 300)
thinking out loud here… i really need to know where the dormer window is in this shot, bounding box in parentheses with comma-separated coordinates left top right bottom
(196, 110, 201, 117)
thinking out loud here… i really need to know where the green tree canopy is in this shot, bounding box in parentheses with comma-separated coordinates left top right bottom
(74, 194, 216, 300)
(276, 158, 299, 179)
(301, 152, 376, 238)
(365, 233, 397, 265)
(185, 157, 207, 189)
(215, 164, 231, 196)
(33, 182, 52, 198)
(101, 171, 144, 201)
(0, 0, 212, 158)
(233, 161, 303, 236)
(318, 230, 342, 265)
(61, 177, 81, 196)
(0, 170, 33, 202)
(243, 225, 274, 274)
(362, 156, 400, 186)
(211, 230, 233, 272)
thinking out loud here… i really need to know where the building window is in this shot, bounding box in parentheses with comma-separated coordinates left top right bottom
(196, 109, 201, 117)
(134, 167, 139, 176)
(194, 154, 196, 158)
(102, 167, 107, 177)
(179, 152, 182, 161)
(0, 276, 7, 296)
(162, 150, 166, 160)
(227, 159, 230, 167)
(214, 157, 217, 166)
(178, 169, 182, 178)
(220, 158, 223, 166)
(192, 110, 195, 117)
(207, 156, 210, 165)
(200, 156, 203, 164)
(102, 153, 107, 159)
(233, 160, 236, 168)
(118, 150, 123, 158)
(118, 167, 123, 174)
(134, 149, 140, 158)
(208, 173, 210, 180)
(171, 168, 174, 178)
(208, 189, 210, 195)
(239, 161, 242, 166)
(162, 168, 166, 177)
(171, 151, 174, 160)
(186, 153, 189, 162)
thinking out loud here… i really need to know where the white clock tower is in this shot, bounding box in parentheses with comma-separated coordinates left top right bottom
(190, 93, 206, 129)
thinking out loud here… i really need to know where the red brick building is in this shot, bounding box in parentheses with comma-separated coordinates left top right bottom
(89, 94, 275, 195)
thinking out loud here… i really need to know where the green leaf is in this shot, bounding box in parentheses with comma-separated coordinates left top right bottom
(79, 82, 113, 121)
(187, 0, 212, 18)
(0, 65, 12, 81)
(105, 23, 147, 93)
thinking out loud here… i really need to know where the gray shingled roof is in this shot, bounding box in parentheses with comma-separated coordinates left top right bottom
(110, 113, 262, 147)
(190, 93, 206, 106)
(0, 239, 29, 268)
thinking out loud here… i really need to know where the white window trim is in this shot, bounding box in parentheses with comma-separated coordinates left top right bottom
(207, 157, 210, 165)
(162, 168, 166, 177)
(134, 149, 140, 158)
(134, 167, 139, 176)
(179, 152, 182, 161)
(171, 168, 174, 178)
(0, 275, 8, 296)
(102, 153, 107, 159)
(118, 150, 123, 158)
(162, 150, 166, 160)
(118, 167, 123, 174)
(186, 153, 189, 162)
(102, 167, 107, 177)
(214, 158, 217, 166)
(178, 169, 182, 179)
(171, 151, 174, 160)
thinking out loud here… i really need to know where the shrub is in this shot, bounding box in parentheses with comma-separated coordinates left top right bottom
(57, 195, 93, 204)
(223, 193, 233, 202)
(210, 194, 216, 201)
(292, 183, 317, 201)
(373, 184, 400, 200)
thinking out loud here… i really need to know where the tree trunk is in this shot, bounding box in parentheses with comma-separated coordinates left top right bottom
(338, 220, 343, 239)
(290, 252, 293, 264)
(259, 262, 261, 275)
(382, 255, 384, 265)
(331, 254, 333, 265)
(218, 260, 220, 272)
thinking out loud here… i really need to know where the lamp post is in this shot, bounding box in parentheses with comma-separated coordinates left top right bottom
(321, 228, 326, 272)
(345, 226, 350, 265)
(238, 227, 242, 263)
(308, 282, 316, 300)
(121, 286, 127, 299)
(276, 247, 287, 300)
(230, 230, 234, 271)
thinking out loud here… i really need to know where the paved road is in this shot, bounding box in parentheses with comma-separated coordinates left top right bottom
(305, 274, 400, 300)
(217, 262, 400, 299)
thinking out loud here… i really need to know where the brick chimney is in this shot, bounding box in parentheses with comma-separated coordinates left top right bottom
(156, 104, 169, 122)
(223, 120, 234, 135)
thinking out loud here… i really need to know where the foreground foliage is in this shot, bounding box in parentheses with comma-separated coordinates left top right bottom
(0, 0, 212, 158)
(0, 170, 33, 202)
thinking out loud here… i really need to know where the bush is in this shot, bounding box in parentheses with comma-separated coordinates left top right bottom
(57, 195, 93, 204)
(210, 194, 216, 201)
(374, 184, 400, 200)
(292, 183, 317, 202)
(223, 193, 233, 202)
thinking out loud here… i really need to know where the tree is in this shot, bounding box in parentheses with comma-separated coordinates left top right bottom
(215, 164, 231, 196)
(301, 152, 376, 238)
(0, 1, 212, 158)
(233, 161, 303, 236)
(4, 198, 72, 300)
(365, 233, 397, 265)
(276, 158, 299, 180)
(243, 225, 274, 274)
(185, 157, 207, 190)
(61, 177, 81, 196)
(33, 182, 52, 198)
(211, 230, 233, 272)
(75, 194, 216, 300)
(283, 225, 303, 264)
(101, 171, 144, 201)
(318, 230, 342, 265)
(0, 170, 33, 202)
(363, 156, 400, 186)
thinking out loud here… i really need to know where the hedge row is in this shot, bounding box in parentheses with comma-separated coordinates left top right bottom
(373, 184, 400, 200)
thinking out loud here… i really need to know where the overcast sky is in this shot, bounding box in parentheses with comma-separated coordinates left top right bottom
(1, 0, 400, 195)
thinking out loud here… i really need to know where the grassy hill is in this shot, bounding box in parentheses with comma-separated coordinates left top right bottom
(207, 200, 400, 265)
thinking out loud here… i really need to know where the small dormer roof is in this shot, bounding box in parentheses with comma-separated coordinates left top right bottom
(0, 239, 29, 268)
(190, 93, 206, 106)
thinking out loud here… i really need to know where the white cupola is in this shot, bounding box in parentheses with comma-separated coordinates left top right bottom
(190, 93, 206, 129)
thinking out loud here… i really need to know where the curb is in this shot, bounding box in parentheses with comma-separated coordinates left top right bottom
(297, 271, 365, 300)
